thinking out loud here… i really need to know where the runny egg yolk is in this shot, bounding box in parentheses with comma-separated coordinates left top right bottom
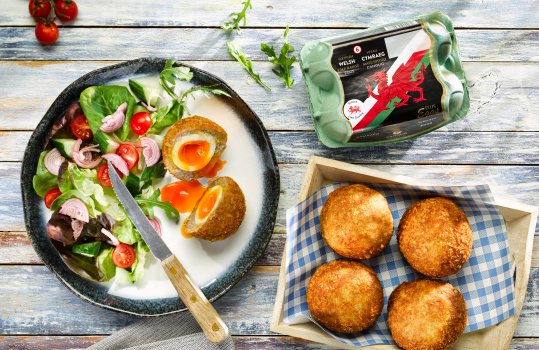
(171, 134, 216, 172)
(179, 140, 211, 168)
(161, 180, 206, 214)
(196, 186, 222, 223)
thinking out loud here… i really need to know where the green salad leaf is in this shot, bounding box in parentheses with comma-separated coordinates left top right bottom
(112, 217, 141, 245)
(32, 150, 58, 197)
(221, 0, 252, 33)
(96, 247, 116, 282)
(227, 41, 271, 92)
(261, 26, 297, 88)
(135, 186, 179, 222)
(79, 86, 136, 146)
(152, 60, 230, 133)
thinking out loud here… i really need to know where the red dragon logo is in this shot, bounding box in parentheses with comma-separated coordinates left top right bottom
(347, 105, 361, 114)
(365, 63, 427, 110)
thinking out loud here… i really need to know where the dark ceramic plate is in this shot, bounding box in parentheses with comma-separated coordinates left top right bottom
(20, 58, 279, 316)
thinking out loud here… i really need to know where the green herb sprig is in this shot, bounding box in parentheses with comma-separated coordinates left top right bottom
(261, 26, 297, 88)
(221, 0, 252, 33)
(227, 41, 271, 92)
(153, 59, 230, 133)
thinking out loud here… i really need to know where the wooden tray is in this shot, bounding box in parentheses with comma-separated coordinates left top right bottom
(270, 156, 538, 349)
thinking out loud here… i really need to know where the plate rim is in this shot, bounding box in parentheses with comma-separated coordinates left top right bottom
(20, 57, 280, 316)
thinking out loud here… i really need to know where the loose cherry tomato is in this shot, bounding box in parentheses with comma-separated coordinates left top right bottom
(29, 0, 52, 19)
(112, 243, 136, 268)
(130, 112, 152, 135)
(44, 187, 62, 209)
(35, 19, 59, 45)
(54, 0, 78, 22)
(97, 163, 112, 187)
(70, 114, 93, 141)
(116, 143, 139, 170)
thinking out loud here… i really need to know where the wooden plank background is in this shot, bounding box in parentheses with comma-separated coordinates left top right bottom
(1, 0, 538, 348)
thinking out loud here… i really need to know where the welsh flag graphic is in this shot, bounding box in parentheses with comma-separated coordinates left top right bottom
(350, 30, 432, 132)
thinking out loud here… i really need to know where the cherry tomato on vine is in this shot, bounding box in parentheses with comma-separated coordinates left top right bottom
(130, 112, 152, 135)
(35, 19, 59, 45)
(70, 114, 93, 141)
(112, 243, 136, 268)
(29, 0, 52, 19)
(44, 188, 62, 208)
(54, 0, 78, 22)
(116, 143, 139, 170)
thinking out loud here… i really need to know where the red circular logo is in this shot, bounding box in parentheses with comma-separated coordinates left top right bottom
(353, 45, 361, 54)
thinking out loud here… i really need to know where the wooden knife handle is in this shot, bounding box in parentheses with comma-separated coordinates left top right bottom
(162, 255, 229, 344)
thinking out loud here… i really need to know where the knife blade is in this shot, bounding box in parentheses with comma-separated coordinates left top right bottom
(107, 161, 229, 344)
(107, 162, 171, 262)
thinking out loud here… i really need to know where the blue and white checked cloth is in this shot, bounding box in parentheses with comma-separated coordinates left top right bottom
(284, 182, 515, 347)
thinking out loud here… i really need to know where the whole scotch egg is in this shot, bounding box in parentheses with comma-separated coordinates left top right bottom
(162, 116, 227, 181)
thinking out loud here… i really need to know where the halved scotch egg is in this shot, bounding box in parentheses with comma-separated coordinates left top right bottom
(183, 176, 246, 241)
(162, 116, 227, 181)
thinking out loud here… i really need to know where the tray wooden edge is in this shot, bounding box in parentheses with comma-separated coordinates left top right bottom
(270, 156, 538, 350)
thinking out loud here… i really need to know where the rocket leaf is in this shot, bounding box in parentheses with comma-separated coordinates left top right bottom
(261, 26, 296, 88)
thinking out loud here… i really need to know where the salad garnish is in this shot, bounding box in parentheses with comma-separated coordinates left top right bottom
(33, 59, 227, 284)
(221, 0, 252, 33)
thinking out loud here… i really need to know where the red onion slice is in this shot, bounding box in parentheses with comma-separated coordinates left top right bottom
(102, 153, 129, 176)
(141, 101, 157, 112)
(72, 138, 102, 169)
(100, 102, 127, 132)
(101, 228, 119, 246)
(140, 137, 161, 167)
(147, 217, 162, 236)
(71, 219, 85, 240)
(59, 198, 90, 223)
(44, 148, 65, 176)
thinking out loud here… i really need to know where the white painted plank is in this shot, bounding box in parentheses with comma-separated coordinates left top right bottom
(1, 0, 538, 28)
(0, 61, 538, 132)
(1, 28, 537, 62)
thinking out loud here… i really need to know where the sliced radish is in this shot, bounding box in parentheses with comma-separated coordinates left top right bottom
(59, 198, 90, 223)
(102, 153, 129, 176)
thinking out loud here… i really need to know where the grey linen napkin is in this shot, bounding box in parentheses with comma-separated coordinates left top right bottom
(88, 312, 234, 350)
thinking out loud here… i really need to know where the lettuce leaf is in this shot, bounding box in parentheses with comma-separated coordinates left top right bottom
(79, 85, 136, 142)
(112, 216, 141, 245)
(50, 189, 101, 218)
(96, 247, 116, 282)
(32, 150, 58, 197)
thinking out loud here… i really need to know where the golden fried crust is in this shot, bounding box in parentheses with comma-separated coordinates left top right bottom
(306, 260, 384, 334)
(320, 184, 393, 259)
(388, 280, 467, 350)
(397, 197, 473, 277)
(185, 176, 246, 241)
(162, 116, 227, 181)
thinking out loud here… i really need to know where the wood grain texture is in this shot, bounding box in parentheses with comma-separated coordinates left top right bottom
(161, 255, 229, 344)
(0, 266, 538, 337)
(3, 162, 538, 233)
(2, 336, 539, 350)
(0, 61, 537, 132)
(1, 28, 537, 62)
(1, 0, 539, 28)
(0, 266, 277, 336)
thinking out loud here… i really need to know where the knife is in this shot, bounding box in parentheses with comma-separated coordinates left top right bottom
(107, 162, 229, 344)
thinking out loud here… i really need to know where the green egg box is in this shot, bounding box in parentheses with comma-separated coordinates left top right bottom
(300, 11, 470, 148)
